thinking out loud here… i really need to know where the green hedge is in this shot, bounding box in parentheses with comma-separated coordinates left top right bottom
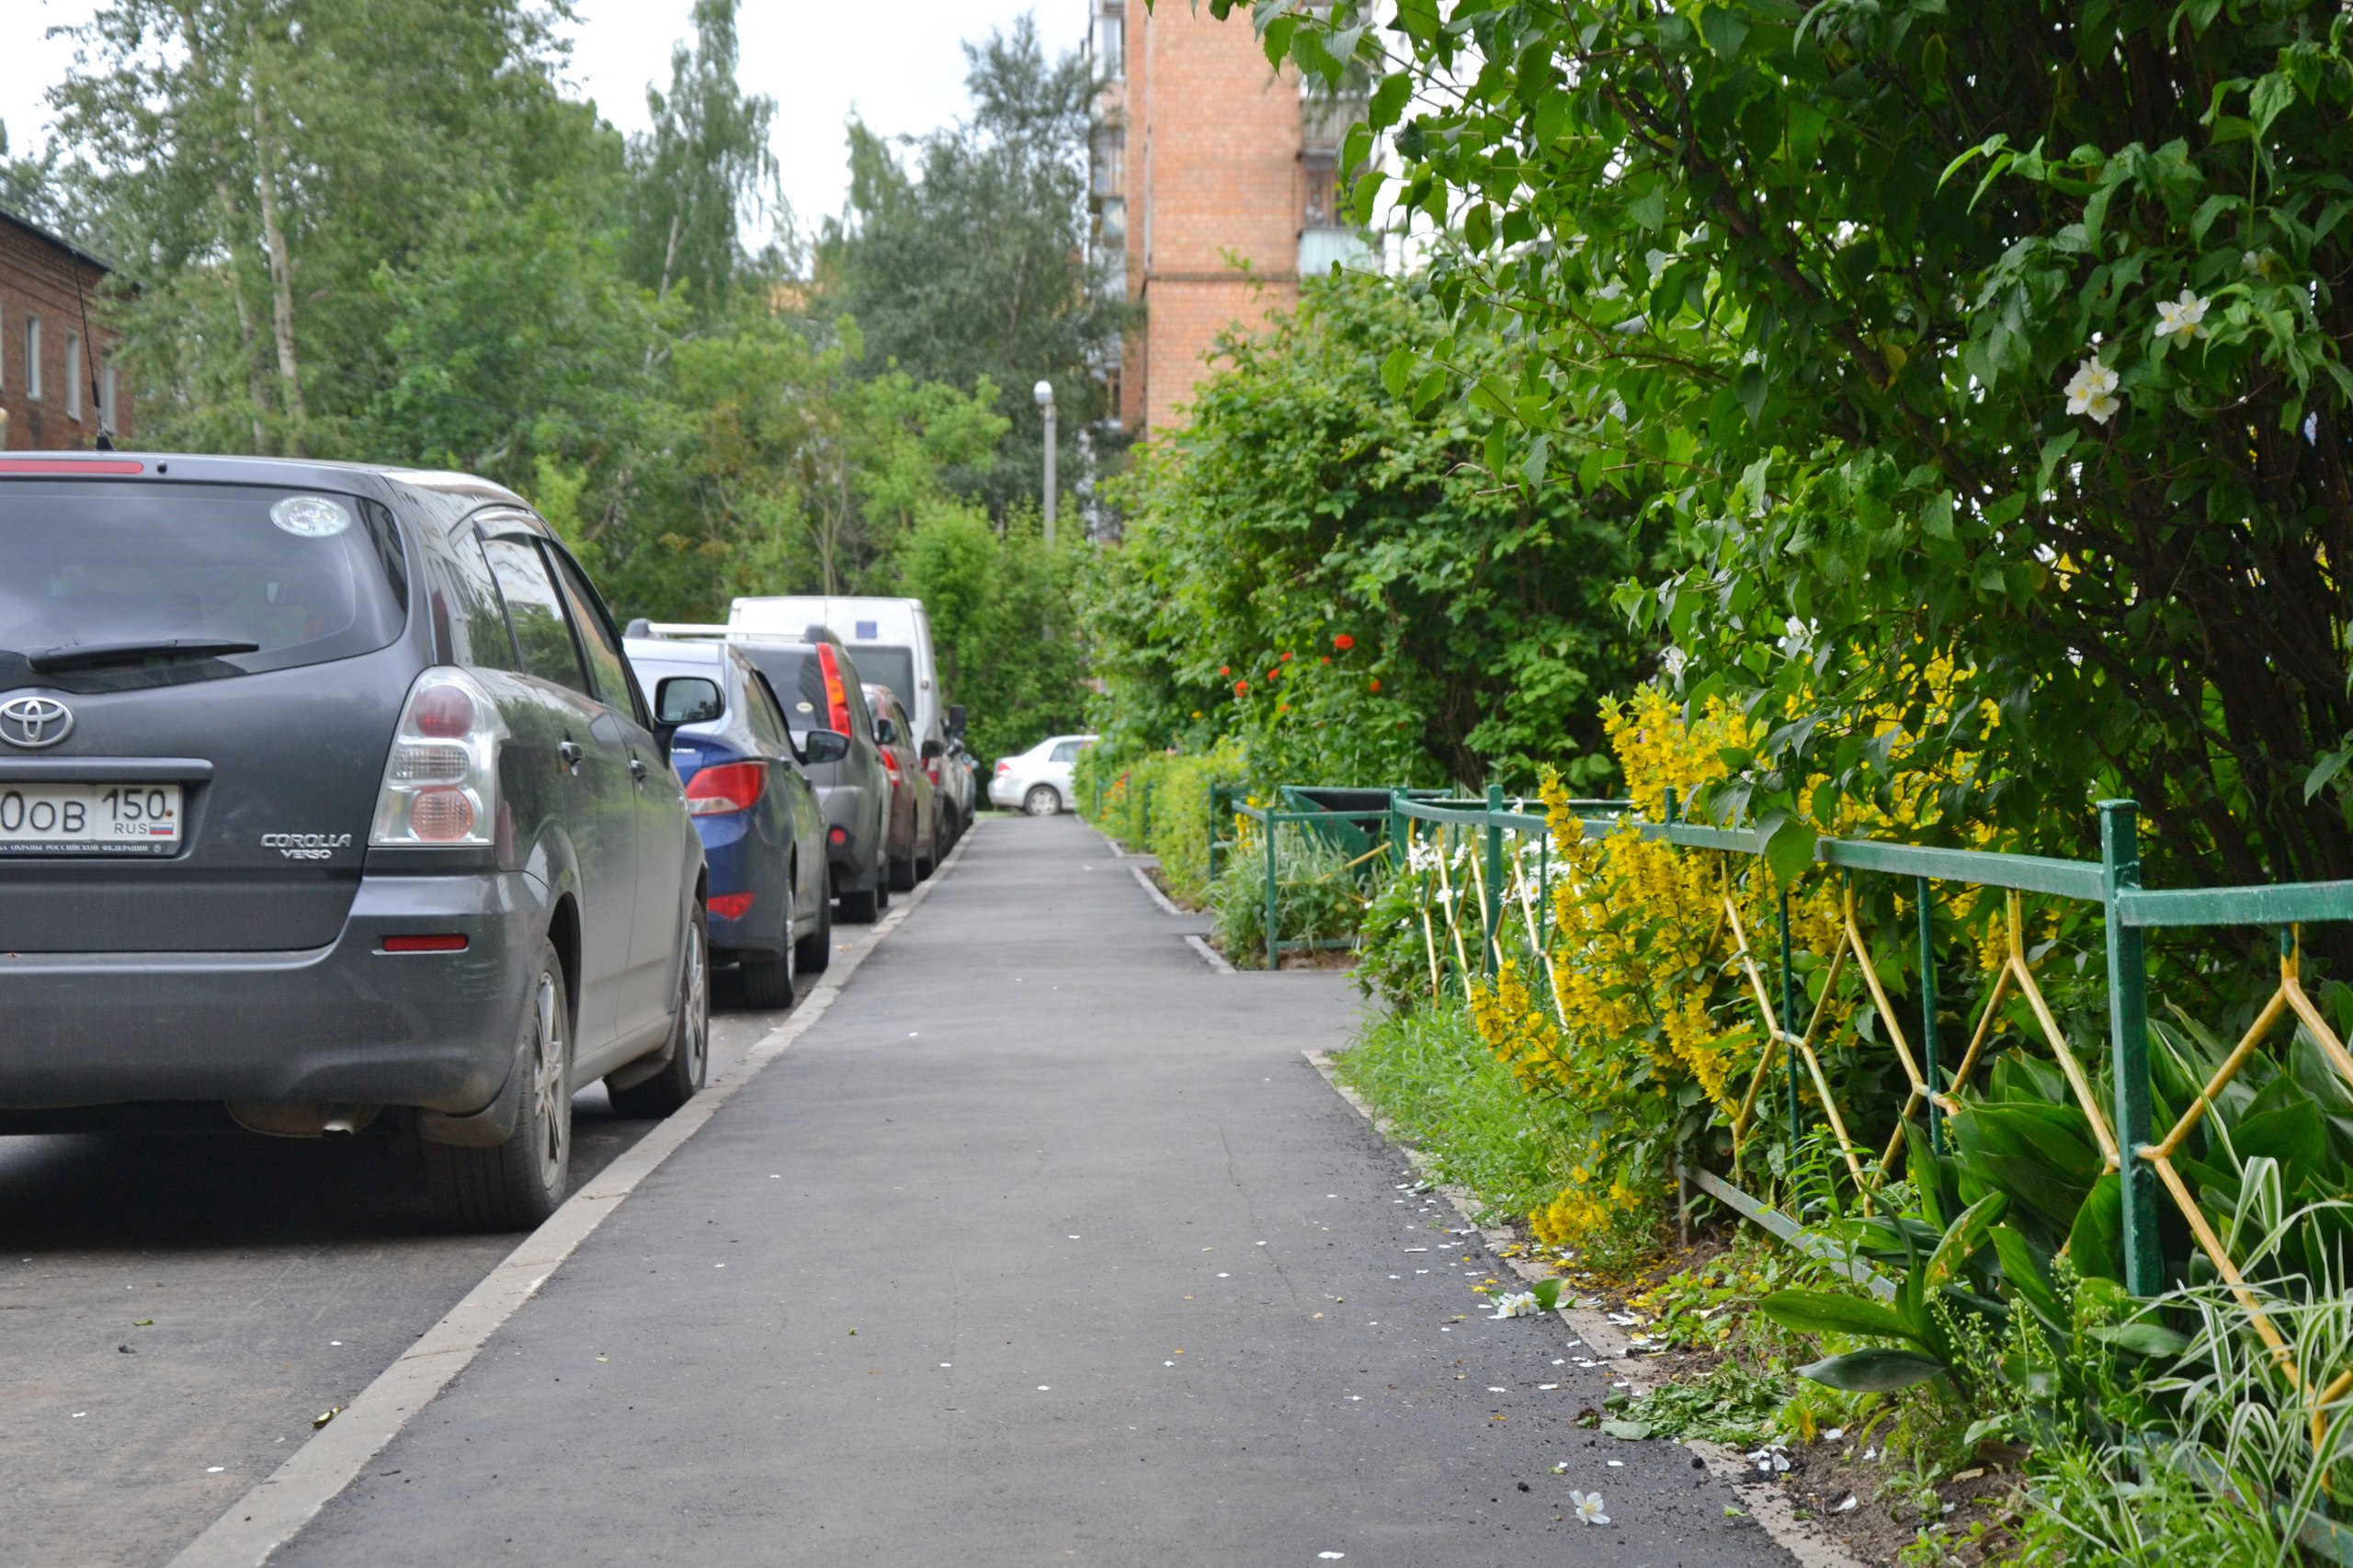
(1076, 739, 1244, 908)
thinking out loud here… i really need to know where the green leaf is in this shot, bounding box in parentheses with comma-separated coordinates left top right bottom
(1381, 347, 1415, 401)
(1989, 1224, 2062, 1329)
(2089, 1321, 2191, 1358)
(2068, 1175, 2127, 1282)
(1797, 1348, 1948, 1392)
(2306, 743, 2353, 802)
(2251, 73, 2296, 135)
(1698, 6, 1749, 60)
(1465, 201, 1495, 254)
(1733, 364, 1767, 426)
(1759, 1288, 1920, 1345)
(1530, 1277, 1564, 1312)
(1601, 1418, 1651, 1439)
(1761, 812, 1818, 884)
(1368, 71, 1412, 132)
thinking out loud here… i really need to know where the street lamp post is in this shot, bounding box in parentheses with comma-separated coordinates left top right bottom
(1034, 379, 1057, 548)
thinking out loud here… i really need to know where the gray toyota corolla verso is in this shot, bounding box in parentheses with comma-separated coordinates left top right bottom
(0, 453, 710, 1231)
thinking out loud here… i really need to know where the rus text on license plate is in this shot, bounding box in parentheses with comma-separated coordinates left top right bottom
(0, 782, 183, 855)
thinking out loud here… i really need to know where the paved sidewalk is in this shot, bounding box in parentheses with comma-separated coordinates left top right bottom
(273, 815, 1791, 1566)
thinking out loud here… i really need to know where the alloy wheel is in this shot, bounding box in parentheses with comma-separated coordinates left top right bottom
(530, 970, 569, 1192)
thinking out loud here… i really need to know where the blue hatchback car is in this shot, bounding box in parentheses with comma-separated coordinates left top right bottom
(625, 639, 844, 1007)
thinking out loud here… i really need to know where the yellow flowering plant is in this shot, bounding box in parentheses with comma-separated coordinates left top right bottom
(1452, 681, 2001, 1252)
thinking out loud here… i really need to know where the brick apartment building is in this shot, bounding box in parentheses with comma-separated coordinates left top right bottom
(1089, 1, 1370, 435)
(0, 206, 131, 451)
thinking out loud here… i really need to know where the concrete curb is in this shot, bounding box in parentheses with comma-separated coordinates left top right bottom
(1129, 862, 1186, 915)
(1302, 1048, 1866, 1568)
(1184, 934, 1234, 973)
(166, 825, 983, 1568)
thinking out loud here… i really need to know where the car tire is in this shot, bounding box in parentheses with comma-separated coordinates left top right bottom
(607, 904, 711, 1117)
(426, 941, 574, 1232)
(890, 838, 918, 892)
(733, 881, 796, 1010)
(1024, 784, 1061, 816)
(837, 866, 881, 924)
(795, 869, 833, 973)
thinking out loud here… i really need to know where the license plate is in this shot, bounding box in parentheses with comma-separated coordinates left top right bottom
(0, 782, 183, 855)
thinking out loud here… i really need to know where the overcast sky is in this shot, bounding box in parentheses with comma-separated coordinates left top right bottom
(0, 0, 1077, 234)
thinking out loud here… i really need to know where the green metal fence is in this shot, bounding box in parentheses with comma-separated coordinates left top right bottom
(1366, 782, 2353, 1364)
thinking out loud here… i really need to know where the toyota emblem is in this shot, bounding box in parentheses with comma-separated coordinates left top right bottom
(0, 696, 74, 750)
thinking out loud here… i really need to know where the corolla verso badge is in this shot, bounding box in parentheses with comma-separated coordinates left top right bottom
(269, 495, 351, 538)
(0, 696, 74, 749)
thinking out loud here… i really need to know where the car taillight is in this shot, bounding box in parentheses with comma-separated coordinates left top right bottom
(685, 761, 767, 816)
(995, 760, 1011, 776)
(816, 643, 855, 735)
(707, 892, 754, 919)
(881, 750, 902, 781)
(371, 668, 505, 847)
(924, 759, 941, 785)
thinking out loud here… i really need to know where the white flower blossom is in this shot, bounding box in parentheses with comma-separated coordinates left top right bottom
(2152, 289, 2211, 345)
(1571, 1490, 1611, 1526)
(2063, 357, 2121, 425)
(1489, 1290, 1540, 1319)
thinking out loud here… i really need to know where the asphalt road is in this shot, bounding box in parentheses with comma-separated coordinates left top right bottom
(0, 903, 892, 1568)
(254, 816, 1794, 1568)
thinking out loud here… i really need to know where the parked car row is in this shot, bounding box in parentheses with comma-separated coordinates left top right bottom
(0, 453, 977, 1235)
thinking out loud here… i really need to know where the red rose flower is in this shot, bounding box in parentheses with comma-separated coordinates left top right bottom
(1233, 679, 1249, 696)
(1319, 655, 1330, 665)
(1218, 665, 1230, 676)
(1280, 651, 1293, 662)
(1267, 668, 1281, 681)
(1333, 633, 1355, 652)
(1368, 677, 1381, 692)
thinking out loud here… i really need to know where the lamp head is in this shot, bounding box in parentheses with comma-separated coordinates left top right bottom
(1032, 379, 1055, 408)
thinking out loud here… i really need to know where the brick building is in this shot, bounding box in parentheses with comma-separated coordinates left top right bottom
(1089, 2, 1370, 436)
(0, 206, 131, 451)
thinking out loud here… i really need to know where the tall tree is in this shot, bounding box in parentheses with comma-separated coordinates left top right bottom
(818, 19, 1131, 518)
(51, 0, 581, 457)
(620, 0, 783, 313)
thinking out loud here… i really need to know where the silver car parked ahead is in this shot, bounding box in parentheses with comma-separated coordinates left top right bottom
(988, 733, 1097, 816)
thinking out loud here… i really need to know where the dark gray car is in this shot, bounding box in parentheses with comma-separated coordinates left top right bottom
(0, 453, 710, 1230)
(727, 631, 896, 923)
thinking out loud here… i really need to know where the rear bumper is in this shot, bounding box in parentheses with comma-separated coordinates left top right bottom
(988, 774, 1032, 807)
(815, 783, 876, 877)
(0, 871, 543, 1115)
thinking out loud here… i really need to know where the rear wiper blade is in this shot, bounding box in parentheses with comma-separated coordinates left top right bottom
(24, 639, 263, 673)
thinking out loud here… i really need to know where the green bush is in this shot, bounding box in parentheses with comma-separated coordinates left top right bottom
(1205, 822, 1362, 968)
(1077, 739, 1244, 907)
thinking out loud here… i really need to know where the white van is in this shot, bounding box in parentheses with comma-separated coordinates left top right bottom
(729, 594, 958, 768)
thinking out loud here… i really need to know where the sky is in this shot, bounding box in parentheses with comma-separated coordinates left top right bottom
(0, 0, 1074, 233)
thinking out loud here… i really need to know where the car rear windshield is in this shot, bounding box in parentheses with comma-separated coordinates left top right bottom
(849, 644, 916, 719)
(733, 642, 827, 733)
(0, 481, 408, 694)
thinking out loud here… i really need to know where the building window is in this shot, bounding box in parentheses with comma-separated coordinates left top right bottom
(1091, 127, 1124, 201)
(1302, 151, 1341, 231)
(99, 363, 117, 433)
(65, 333, 83, 421)
(1094, 3, 1124, 80)
(24, 316, 40, 401)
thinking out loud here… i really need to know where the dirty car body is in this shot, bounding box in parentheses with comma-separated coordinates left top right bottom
(0, 453, 708, 1223)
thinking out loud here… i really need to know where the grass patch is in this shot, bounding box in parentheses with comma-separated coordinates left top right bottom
(1333, 1003, 1579, 1224)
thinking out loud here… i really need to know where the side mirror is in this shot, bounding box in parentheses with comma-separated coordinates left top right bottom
(921, 737, 944, 760)
(945, 703, 967, 741)
(655, 676, 723, 726)
(801, 728, 851, 766)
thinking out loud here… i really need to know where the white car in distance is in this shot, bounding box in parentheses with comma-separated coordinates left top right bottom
(989, 734, 1096, 816)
